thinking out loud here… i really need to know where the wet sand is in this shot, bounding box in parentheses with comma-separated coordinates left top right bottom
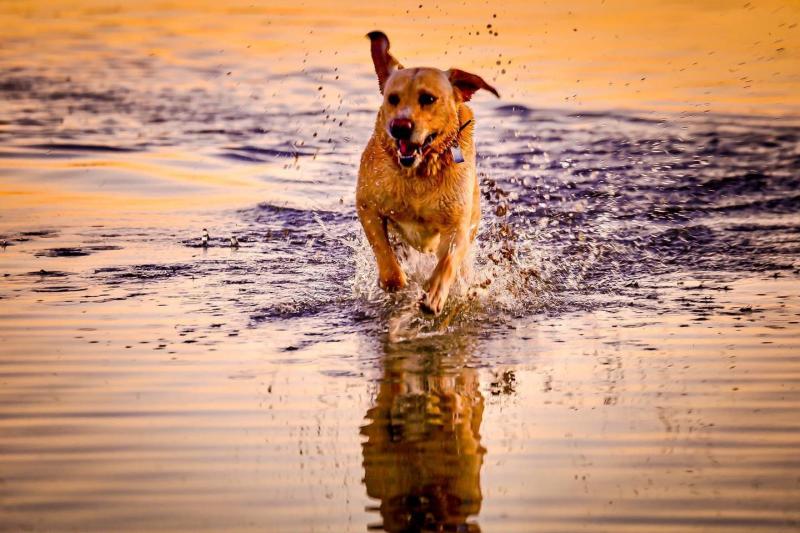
(2, 1, 800, 532)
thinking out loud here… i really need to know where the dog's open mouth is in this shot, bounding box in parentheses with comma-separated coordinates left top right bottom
(396, 133, 436, 168)
(397, 140, 419, 167)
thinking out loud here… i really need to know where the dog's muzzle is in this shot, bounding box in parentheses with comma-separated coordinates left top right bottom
(390, 118, 417, 167)
(394, 132, 438, 168)
(397, 140, 419, 167)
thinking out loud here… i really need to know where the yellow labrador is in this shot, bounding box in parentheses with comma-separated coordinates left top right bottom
(356, 31, 498, 315)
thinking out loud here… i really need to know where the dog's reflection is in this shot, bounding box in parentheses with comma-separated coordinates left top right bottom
(361, 337, 485, 532)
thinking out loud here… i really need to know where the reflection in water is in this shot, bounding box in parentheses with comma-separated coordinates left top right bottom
(361, 336, 486, 532)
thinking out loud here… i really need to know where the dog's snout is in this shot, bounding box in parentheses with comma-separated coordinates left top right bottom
(389, 118, 414, 140)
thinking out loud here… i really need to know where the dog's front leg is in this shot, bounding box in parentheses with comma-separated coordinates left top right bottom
(421, 224, 470, 315)
(357, 205, 407, 291)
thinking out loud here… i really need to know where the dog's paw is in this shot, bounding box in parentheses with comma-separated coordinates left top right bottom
(420, 271, 451, 315)
(379, 268, 407, 292)
(420, 288, 446, 316)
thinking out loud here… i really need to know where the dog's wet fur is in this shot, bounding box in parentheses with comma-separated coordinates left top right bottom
(357, 31, 499, 315)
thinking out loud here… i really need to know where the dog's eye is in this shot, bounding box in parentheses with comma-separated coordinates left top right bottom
(418, 93, 437, 106)
(387, 93, 400, 106)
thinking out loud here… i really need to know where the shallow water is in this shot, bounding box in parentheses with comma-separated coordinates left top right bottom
(1, 1, 800, 532)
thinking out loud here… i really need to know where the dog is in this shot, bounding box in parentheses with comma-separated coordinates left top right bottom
(357, 31, 499, 315)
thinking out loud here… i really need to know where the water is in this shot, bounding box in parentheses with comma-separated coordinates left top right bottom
(1, 1, 799, 531)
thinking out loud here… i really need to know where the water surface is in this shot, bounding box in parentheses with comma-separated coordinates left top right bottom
(1, 1, 799, 532)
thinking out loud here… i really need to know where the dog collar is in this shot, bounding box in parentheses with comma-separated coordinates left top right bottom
(450, 119, 472, 164)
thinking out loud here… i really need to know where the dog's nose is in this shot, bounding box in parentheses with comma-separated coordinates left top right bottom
(389, 118, 414, 140)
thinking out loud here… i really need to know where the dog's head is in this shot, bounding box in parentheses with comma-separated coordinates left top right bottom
(368, 31, 499, 169)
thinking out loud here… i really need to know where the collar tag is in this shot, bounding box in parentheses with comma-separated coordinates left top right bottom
(450, 118, 471, 164)
(450, 145, 464, 164)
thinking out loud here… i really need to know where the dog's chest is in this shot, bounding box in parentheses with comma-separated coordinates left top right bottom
(389, 218, 441, 254)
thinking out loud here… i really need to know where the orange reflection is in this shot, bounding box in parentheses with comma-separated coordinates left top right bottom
(362, 336, 485, 532)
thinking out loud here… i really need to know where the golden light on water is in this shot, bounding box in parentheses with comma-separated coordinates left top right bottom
(1, 2, 799, 532)
(1, 0, 798, 115)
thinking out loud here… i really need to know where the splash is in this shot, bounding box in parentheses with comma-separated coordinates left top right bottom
(339, 173, 611, 342)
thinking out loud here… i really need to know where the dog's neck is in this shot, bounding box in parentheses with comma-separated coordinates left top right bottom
(418, 105, 473, 180)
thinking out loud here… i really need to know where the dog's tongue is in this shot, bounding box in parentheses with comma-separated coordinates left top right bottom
(398, 140, 417, 157)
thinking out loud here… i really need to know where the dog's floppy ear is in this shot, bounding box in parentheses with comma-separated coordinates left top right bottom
(447, 69, 500, 102)
(367, 31, 403, 94)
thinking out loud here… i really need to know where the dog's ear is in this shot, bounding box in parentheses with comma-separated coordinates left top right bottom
(367, 31, 403, 94)
(447, 69, 500, 102)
